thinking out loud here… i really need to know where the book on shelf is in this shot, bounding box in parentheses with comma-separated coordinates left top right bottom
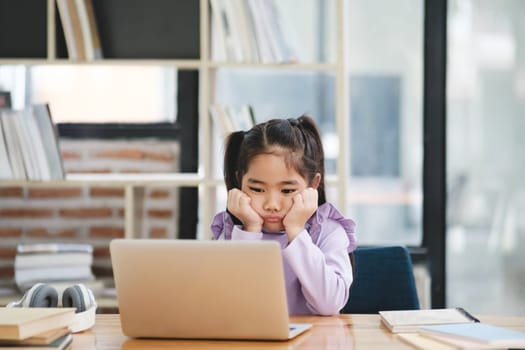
(16, 244, 93, 255)
(210, 0, 297, 63)
(75, 0, 103, 60)
(66, 0, 87, 60)
(379, 307, 479, 333)
(210, 104, 256, 138)
(56, 0, 78, 60)
(0, 116, 14, 180)
(82, 0, 103, 59)
(57, 0, 102, 60)
(0, 105, 64, 181)
(15, 253, 93, 269)
(15, 265, 95, 289)
(0, 109, 27, 180)
(0, 308, 75, 341)
(14, 243, 96, 292)
(209, 0, 227, 61)
(32, 104, 65, 180)
(418, 323, 525, 349)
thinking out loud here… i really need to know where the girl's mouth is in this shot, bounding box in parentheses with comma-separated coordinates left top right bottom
(264, 216, 282, 223)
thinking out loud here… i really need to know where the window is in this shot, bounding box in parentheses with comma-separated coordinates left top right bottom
(0, 65, 177, 123)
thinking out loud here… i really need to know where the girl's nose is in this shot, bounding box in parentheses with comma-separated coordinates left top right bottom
(263, 194, 280, 212)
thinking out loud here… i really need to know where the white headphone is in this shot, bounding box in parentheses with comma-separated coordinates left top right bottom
(7, 283, 97, 333)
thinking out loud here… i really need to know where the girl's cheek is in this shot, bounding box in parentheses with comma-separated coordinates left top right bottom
(249, 196, 262, 211)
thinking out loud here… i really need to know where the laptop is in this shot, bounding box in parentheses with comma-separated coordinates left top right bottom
(110, 239, 312, 340)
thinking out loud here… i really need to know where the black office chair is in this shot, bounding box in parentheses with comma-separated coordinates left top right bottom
(341, 245, 420, 314)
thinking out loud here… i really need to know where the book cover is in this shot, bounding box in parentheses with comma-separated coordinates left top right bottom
(0, 308, 75, 341)
(380, 308, 478, 333)
(419, 323, 525, 347)
(31, 104, 65, 180)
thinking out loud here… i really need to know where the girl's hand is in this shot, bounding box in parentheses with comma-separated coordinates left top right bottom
(227, 188, 263, 232)
(283, 187, 318, 241)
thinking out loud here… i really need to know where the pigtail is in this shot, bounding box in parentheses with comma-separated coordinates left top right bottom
(297, 115, 327, 205)
(223, 131, 245, 190)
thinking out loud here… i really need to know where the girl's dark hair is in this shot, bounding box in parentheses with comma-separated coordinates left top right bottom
(224, 114, 327, 205)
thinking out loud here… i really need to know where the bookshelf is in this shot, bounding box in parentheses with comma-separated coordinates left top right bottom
(0, 0, 350, 239)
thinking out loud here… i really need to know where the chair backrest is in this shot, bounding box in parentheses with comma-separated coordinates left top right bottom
(341, 245, 420, 314)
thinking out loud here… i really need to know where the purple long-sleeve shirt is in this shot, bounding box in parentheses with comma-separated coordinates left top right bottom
(210, 202, 357, 316)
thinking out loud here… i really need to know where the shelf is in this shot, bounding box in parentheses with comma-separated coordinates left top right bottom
(0, 173, 204, 187)
(0, 0, 351, 241)
(207, 62, 338, 71)
(0, 58, 202, 68)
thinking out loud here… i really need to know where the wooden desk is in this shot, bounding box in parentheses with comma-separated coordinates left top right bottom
(72, 314, 525, 349)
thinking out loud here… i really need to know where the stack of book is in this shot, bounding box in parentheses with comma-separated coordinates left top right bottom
(14, 244, 97, 293)
(380, 308, 525, 349)
(210, 0, 297, 63)
(209, 104, 256, 137)
(0, 307, 75, 350)
(0, 104, 64, 181)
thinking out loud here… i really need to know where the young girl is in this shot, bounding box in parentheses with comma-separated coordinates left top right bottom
(211, 115, 357, 316)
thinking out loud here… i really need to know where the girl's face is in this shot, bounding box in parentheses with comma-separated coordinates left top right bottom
(241, 153, 318, 232)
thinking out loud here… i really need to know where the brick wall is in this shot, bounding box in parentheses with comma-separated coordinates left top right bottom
(0, 138, 180, 288)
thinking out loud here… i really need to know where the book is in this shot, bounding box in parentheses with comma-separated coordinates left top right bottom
(418, 323, 525, 348)
(15, 252, 93, 269)
(379, 307, 479, 333)
(0, 327, 69, 346)
(0, 333, 72, 349)
(56, 0, 78, 60)
(66, 0, 86, 60)
(398, 333, 502, 350)
(16, 244, 93, 255)
(83, 0, 103, 59)
(31, 104, 65, 180)
(0, 115, 13, 179)
(0, 308, 75, 341)
(0, 110, 27, 180)
(14, 265, 94, 287)
(74, 0, 94, 61)
(10, 109, 39, 180)
(20, 108, 52, 181)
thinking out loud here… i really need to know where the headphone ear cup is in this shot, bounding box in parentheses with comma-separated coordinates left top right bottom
(62, 284, 95, 313)
(9, 283, 59, 308)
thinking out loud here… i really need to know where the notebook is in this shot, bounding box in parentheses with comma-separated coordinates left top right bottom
(418, 323, 525, 348)
(109, 239, 312, 341)
(379, 308, 479, 333)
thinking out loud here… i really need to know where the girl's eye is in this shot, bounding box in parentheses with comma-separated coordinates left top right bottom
(282, 189, 296, 194)
(249, 187, 263, 193)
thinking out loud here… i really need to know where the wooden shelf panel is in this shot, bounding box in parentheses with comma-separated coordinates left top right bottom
(207, 62, 338, 71)
(0, 58, 201, 68)
(0, 173, 204, 187)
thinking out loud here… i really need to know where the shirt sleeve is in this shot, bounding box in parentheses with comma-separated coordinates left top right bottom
(282, 224, 353, 315)
(231, 225, 263, 240)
